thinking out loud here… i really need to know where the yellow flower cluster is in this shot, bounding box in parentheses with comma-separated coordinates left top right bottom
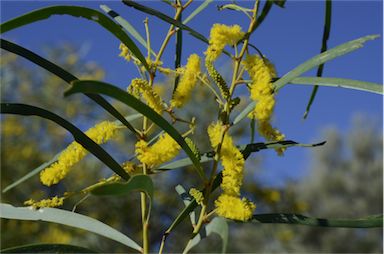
(122, 161, 137, 174)
(135, 134, 181, 167)
(243, 55, 285, 154)
(40, 121, 119, 186)
(24, 196, 64, 208)
(208, 122, 255, 221)
(215, 194, 255, 221)
(127, 78, 164, 114)
(205, 24, 245, 61)
(171, 54, 201, 108)
(119, 43, 132, 62)
(189, 188, 204, 205)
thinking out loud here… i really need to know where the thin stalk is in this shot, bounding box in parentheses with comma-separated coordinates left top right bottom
(144, 18, 151, 60)
(182, 204, 207, 254)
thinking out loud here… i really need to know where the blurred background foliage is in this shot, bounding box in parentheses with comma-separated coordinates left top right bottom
(1, 44, 382, 253)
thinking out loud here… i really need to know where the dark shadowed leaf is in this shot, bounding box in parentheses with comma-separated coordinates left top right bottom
(0, 103, 129, 180)
(0, 5, 149, 71)
(0, 39, 138, 136)
(64, 80, 205, 181)
(1, 243, 97, 253)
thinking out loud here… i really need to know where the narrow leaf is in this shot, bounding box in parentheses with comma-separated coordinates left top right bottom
(91, 174, 153, 199)
(272, 0, 286, 8)
(1, 243, 97, 253)
(157, 140, 326, 171)
(183, 0, 214, 25)
(2, 114, 142, 193)
(304, 0, 333, 119)
(173, 12, 183, 92)
(234, 34, 379, 125)
(184, 217, 228, 253)
(250, 213, 383, 228)
(175, 185, 196, 225)
(0, 203, 142, 251)
(290, 77, 383, 94)
(99, 4, 156, 57)
(64, 80, 205, 181)
(0, 5, 149, 71)
(0, 39, 138, 136)
(0, 103, 129, 180)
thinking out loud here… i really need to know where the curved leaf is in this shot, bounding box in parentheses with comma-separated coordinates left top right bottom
(175, 185, 196, 225)
(250, 213, 383, 228)
(234, 34, 380, 125)
(64, 80, 205, 181)
(157, 140, 326, 171)
(0, 39, 138, 136)
(0, 103, 129, 180)
(183, 0, 214, 25)
(99, 4, 156, 57)
(290, 77, 383, 95)
(2, 114, 142, 193)
(0, 5, 149, 71)
(183, 217, 228, 254)
(304, 0, 333, 119)
(1, 243, 97, 253)
(0, 203, 141, 251)
(91, 174, 153, 199)
(163, 140, 326, 234)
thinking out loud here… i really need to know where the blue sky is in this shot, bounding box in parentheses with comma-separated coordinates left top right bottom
(1, 1, 383, 187)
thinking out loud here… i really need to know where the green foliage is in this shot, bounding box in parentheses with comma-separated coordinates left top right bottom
(1, 1, 382, 253)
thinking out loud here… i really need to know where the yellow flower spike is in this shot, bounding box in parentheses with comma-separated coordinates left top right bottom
(189, 188, 204, 205)
(215, 194, 255, 221)
(171, 54, 201, 108)
(122, 161, 137, 174)
(24, 196, 65, 208)
(40, 121, 119, 186)
(205, 24, 245, 62)
(243, 54, 285, 154)
(128, 78, 164, 114)
(119, 43, 132, 62)
(135, 133, 181, 167)
(207, 121, 253, 215)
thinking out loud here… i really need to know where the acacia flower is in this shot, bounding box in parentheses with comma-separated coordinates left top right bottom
(127, 78, 164, 114)
(208, 121, 256, 220)
(189, 188, 204, 205)
(119, 43, 132, 62)
(171, 54, 201, 108)
(135, 133, 181, 167)
(215, 194, 255, 221)
(40, 121, 119, 186)
(205, 24, 245, 62)
(24, 196, 64, 208)
(243, 54, 285, 154)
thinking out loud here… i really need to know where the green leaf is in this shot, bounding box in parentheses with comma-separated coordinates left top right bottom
(175, 185, 196, 225)
(99, 4, 156, 57)
(271, 0, 286, 8)
(234, 34, 380, 125)
(0, 5, 149, 72)
(1, 243, 97, 253)
(173, 12, 183, 92)
(0, 203, 141, 251)
(2, 114, 142, 193)
(304, 0, 333, 119)
(0, 103, 130, 180)
(250, 213, 383, 228)
(290, 77, 383, 94)
(0, 39, 138, 136)
(162, 140, 326, 234)
(183, 217, 228, 253)
(122, 1, 208, 43)
(253, 0, 273, 31)
(157, 140, 326, 171)
(218, 4, 253, 18)
(91, 174, 153, 199)
(183, 0, 214, 24)
(64, 80, 205, 181)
